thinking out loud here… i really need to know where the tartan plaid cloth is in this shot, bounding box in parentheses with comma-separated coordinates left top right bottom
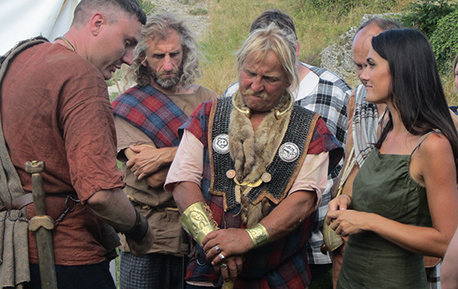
(180, 99, 342, 288)
(222, 64, 351, 265)
(119, 251, 185, 289)
(295, 64, 350, 146)
(112, 85, 188, 148)
(427, 261, 441, 289)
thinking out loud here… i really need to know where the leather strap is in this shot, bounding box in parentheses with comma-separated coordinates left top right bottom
(0, 193, 33, 212)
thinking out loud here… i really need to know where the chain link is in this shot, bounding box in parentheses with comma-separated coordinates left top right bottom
(54, 195, 80, 226)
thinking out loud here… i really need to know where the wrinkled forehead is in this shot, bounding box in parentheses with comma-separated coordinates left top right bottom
(150, 28, 181, 44)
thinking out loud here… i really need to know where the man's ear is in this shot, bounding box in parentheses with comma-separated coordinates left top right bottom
(90, 13, 106, 36)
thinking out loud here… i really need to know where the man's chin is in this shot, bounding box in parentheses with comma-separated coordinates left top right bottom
(156, 78, 179, 89)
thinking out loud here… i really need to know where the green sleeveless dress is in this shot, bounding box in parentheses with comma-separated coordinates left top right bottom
(337, 143, 432, 289)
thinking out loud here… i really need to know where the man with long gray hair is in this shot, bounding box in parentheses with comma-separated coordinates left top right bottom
(112, 13, 218, 289)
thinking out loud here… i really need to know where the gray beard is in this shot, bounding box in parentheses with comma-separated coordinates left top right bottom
(154, 74, 180, 89)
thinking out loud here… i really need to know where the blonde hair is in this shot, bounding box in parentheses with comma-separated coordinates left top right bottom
(236, 23, 299, 91)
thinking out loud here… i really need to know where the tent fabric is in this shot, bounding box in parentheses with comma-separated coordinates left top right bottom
(0, 0, 80, 55)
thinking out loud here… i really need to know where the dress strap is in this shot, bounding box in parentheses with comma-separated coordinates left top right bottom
(410, 129, 442, 156)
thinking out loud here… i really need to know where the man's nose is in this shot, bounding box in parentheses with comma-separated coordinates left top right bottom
(163, 55, 173, 71)
(251, 76, 264, 92)
(122, 49, 134, 65)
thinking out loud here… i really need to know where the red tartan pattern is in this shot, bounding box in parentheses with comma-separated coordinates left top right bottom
(112, 85, 188, 148)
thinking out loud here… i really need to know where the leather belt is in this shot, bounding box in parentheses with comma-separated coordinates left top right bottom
(0, 194, 34, 212)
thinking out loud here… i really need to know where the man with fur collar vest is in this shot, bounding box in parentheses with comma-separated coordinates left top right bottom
(165, 23, 343, 289)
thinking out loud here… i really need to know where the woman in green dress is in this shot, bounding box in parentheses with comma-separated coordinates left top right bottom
(326, 28, 458, 289)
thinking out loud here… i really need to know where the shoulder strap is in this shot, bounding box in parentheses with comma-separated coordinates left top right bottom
(0, 36, 48, 80)
(410, 129, 442, 157)
(0, 36, 49, 205)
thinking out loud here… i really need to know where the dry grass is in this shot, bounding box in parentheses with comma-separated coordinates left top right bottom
(444, 74, 458, 105)
(197, 0, 417, 95)
(197, 0, 291, 94)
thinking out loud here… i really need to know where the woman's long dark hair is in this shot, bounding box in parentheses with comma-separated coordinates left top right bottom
(373, 28, 458, 176)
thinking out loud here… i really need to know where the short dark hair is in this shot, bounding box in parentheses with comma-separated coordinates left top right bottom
(373, 28, 458, 171)
(356, 16, 401, 34)
(250, 9, 297, 40)
(73, 0, 146, 26)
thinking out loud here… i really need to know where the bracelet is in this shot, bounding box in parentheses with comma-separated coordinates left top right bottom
(125, 209, 149, 242)
(180, 202, 218, 246)
(246, 223, 270, 248)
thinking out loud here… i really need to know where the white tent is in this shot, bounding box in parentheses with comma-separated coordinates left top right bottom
(0, 0, 80, 55)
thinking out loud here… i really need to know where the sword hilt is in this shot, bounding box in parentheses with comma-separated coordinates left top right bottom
(25, 161, 47, 216)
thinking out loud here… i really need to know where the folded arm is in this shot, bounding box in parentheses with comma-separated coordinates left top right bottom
(125, 144, 177, 187)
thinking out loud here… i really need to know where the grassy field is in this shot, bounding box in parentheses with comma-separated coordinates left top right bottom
(194, 0, 457, 104)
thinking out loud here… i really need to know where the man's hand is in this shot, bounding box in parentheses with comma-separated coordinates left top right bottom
(126, 145, 177, 180)
(126, 225, 154, 256)
(213, 256, 243, 281)
(202, 228, 253, 266)
(87, 189, 154, 255)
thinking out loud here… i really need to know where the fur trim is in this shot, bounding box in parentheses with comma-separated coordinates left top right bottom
(229, 92, 292, 183)
(228, 92, 292, 225)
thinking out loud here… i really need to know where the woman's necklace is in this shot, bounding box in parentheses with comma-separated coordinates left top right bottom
(55, 37, 76, 52)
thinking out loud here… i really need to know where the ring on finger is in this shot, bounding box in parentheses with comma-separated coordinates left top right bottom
(219, 253, 225, 261)
(215, 245, 221, 253)
(220, 263, 227, 269)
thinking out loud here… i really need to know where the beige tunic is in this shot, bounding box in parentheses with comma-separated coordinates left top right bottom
(115, 86, 218, 255)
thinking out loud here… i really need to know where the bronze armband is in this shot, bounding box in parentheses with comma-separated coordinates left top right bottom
(246, 223, 270, 248)
(181, 202, 218, 246)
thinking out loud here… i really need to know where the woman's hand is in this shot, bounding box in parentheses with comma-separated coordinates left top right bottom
(326, 209, 376, 237)
(325, 194, 352, 225)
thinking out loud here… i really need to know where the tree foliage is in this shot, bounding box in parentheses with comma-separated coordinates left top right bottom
(430, 9, 458, 73)
(401, 0, 457, 36)
(401, 0, 458, 73)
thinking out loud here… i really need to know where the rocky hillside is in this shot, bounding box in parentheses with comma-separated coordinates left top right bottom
(148, 0, 212, 41)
